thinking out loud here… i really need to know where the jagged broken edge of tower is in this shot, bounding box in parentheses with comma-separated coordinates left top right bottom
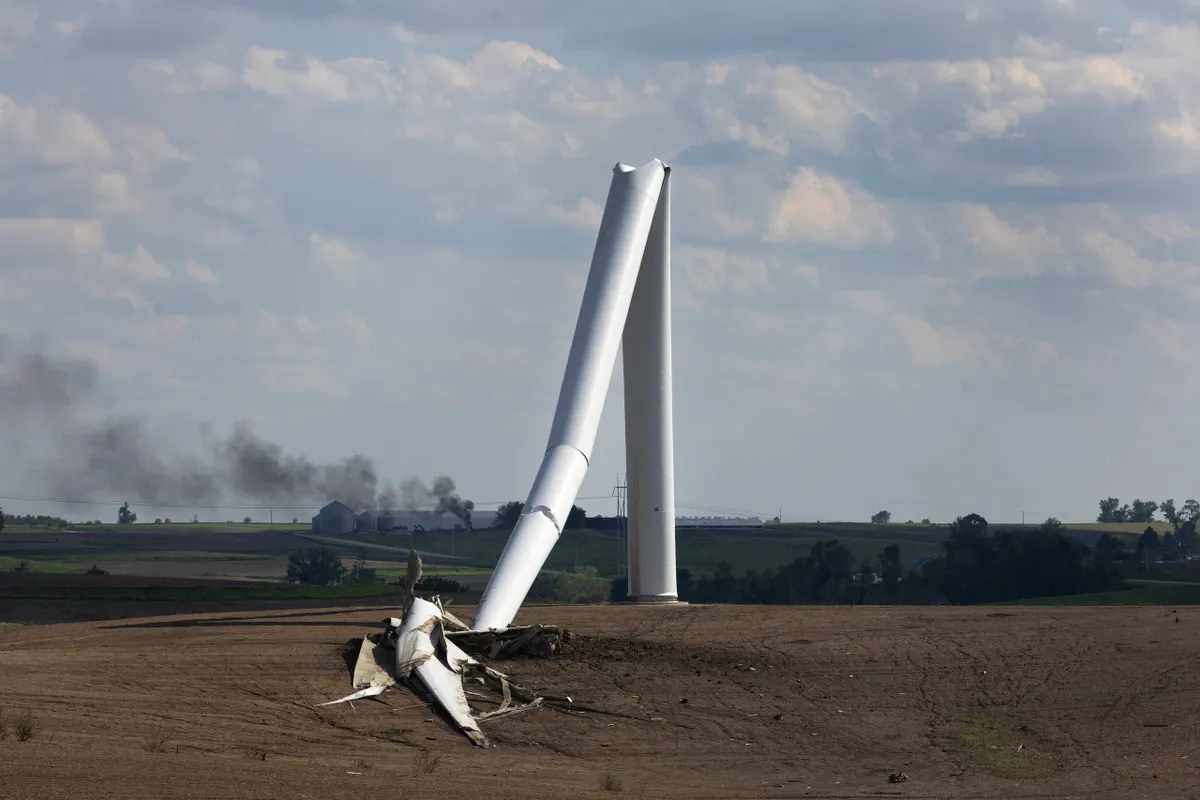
(318, 158, 680, 746)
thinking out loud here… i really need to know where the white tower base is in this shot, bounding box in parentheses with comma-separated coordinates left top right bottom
(473, 159, 679, 632)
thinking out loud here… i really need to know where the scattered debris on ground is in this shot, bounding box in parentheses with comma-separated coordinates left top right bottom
(318, 551, 569, 746)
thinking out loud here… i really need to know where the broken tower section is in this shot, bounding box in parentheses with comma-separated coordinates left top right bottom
(473, 159, 680, 632)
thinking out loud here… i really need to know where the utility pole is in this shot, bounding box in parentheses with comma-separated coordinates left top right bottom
(612, 474, 628, 579)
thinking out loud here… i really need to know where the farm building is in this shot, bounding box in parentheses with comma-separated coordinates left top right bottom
(373, 510, 497, 531)
(311, 501, 355, 534)
(676, 516, 764, 528)
(310, 503, 498, 533)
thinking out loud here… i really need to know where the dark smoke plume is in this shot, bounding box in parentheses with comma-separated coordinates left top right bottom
(399, 475, 475, 523)
(0, 342, 471, 514)
(0, 336, 98, 418)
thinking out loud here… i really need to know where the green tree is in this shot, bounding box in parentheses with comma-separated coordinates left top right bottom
(676, 567, 695, 599)
(856, 559, 874, 602)
(0, 504, 5, 532)
(1179, 521, 1199, 557)
(1095, 533, 1126, 563)
(529, 565, 610, 603)
(346, 548, 377, 583)
(1161, 532, 1181, 560)
(879, 543, 903, 592)
(871, 510, 891, 524)
(1136, 526, 1161, 555)
(494, 500, 586, 529)
(1182, 499, 1200, 524)
(1161, 499, 1180, 532)
(1097, 497, 1120, 523)
(286, 547, 346, 586)
(566, 504, 587, 528)
(117, 502, 137, 524)
(1130, 499, 1159, 523)
(493, 501, 524, 528)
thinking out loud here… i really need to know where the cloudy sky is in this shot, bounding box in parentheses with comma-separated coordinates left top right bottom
(3, 0, 1200, 525)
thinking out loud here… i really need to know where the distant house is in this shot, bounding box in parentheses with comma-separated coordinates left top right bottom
(311, 501, 355, 535)
(911, 556, 935, 571)
(381, 512, 470, 531)
(363, 510, 498, 532)
(676, 516, 764, 528)
(311, 505, 498, 534)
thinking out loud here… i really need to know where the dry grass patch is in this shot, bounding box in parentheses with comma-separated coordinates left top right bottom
(14, 711, 36, 742)
(600, 773, 624, 792)
(951, 712, 1072, 780)
(415, 752, 441, 776)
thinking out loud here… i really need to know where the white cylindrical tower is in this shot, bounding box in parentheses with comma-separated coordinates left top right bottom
(622, 167, 678, 602)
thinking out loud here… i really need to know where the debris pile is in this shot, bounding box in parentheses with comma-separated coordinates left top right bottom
(318, 551, 566, 747)
(448, 623, 570, 660)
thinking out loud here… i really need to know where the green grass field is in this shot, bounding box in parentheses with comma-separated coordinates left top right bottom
(372, 566, 490, 582)
(997, 582, 1200, 606)
(0, 582, 401, 602)
(6, 522, 313, 534)
(0, 556, 83, 574)
(343, 525, 945, 577)
(2, 518, 1192, 584)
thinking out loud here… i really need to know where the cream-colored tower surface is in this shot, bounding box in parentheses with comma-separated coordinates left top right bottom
(623, 167, 677, 602)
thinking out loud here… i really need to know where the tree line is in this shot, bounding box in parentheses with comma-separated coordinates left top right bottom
(0, 507, 73, 530)
(284, 512, 1137, 606)
(605, 514, 1126, 606)
(284, 546, 468, 593)
(1097, 496, 1200, 529)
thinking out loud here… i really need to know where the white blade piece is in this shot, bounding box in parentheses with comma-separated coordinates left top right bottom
(396, 598, 488, 746)
(317, 684, 387, 706)
(351, 630, 399, 690)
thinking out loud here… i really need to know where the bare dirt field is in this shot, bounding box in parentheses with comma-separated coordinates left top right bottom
(1, 604, 1197, 799)
(0, 573, 412, 624)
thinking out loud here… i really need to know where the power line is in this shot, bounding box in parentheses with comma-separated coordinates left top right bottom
(675, 501, 772, 517)
(0, 493, 321, 510)
(0, 492, 780, 522)
(0, 492, 624, 512)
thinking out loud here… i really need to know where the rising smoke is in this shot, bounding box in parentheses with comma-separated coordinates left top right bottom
(400, 475, 475, 525)
(0, 340, 473, 517)
(0, 337, 98, 417)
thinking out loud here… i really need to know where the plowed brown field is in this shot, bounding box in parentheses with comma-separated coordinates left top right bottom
(1, 604, 1197, 799)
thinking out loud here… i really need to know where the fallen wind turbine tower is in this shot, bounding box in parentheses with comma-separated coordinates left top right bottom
(321, 160, 680, 745)
(473, 158, 679, 632)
